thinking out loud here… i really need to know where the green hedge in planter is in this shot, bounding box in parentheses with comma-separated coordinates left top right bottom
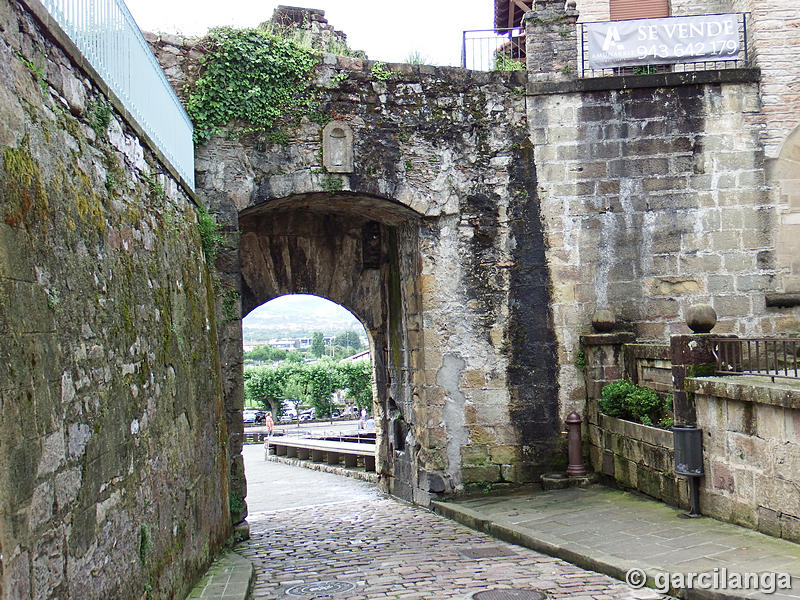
(599, 380, 673, 428)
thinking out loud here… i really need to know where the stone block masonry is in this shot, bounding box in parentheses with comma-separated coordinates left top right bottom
(0, 1, 229, 598)
(527, 70, 792, 418)
(689, 376, 800, 543)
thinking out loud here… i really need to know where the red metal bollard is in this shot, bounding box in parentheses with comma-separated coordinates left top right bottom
(565, 411, 588, 477)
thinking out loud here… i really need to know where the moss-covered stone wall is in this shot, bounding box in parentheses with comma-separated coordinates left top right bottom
(0, 1, 229, 598)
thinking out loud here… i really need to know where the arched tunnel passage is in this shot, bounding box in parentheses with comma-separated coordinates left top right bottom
(237, 191, 425, 500)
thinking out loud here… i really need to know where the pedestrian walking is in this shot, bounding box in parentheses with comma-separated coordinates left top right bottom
(265, 412, 274, 435)
(264, 412, 274, 459)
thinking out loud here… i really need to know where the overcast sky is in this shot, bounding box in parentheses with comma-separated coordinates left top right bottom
(125, 0, 495, 67)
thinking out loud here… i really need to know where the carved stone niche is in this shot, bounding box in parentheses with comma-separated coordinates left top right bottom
(322, 121, 354, 173)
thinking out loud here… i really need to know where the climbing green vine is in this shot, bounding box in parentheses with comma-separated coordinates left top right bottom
(197, 205, 223, 266)
(186, 27, 320, 144)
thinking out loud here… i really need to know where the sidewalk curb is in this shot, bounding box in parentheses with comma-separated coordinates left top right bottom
(430, 500, 757, 600)
(265, 454, 379, 483)
(185, 550, 254, 600)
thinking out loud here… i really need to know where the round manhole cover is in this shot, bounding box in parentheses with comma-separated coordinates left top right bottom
(472, 591, 547, 600)
(285, 581, 356, 597)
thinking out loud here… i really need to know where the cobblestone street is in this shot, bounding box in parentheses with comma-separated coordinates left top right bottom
(238, 446, 666, 600)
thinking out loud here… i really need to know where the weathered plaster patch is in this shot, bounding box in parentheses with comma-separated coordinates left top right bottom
(437, 353, 467, 486)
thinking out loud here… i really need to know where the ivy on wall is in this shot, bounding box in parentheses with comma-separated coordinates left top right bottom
(186, 27, 320, 144)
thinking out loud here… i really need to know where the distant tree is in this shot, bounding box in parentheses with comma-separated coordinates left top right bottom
(243, 358, 373, 422)
(332, 345, 351, 361)
(337, 360, 373, 410)
(243, 345, 288, 362)
(301, 361, 336, 418)
(334, 330, 363, 351)
(244, 364, 293, 415)
(285, 351, 304, 363)
(310, 331, 325, 358)
(282, 373, 309, 426)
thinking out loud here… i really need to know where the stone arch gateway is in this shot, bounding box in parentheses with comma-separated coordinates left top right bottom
(175, 48, 565, 511)
(238, 192, 424, 497)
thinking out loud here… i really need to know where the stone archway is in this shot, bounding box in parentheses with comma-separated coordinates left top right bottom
(238, 192, 424, 498)
(773, 126, 800, 290)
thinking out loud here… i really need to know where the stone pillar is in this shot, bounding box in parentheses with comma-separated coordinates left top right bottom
(523, 0, 580, 80)
(670, 335, 718, 426)
(580, 332, 636, 401)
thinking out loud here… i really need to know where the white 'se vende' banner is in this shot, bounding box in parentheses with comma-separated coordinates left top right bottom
(586, 14, 740, 70)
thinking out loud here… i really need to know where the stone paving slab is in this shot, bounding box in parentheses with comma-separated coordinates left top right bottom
(236, 445, 668, 600)
(432, 485, 800, 600)
(239, 496, 668, 600)
(186, 550, 254, 600)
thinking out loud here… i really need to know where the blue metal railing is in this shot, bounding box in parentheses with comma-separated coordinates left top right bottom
(40, 0, 195, 189)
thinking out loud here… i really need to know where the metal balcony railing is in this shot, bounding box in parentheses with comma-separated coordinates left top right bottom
(461, 27, 526, 72)
(39, 0, 195, 189)
(712, 338, 800, 382)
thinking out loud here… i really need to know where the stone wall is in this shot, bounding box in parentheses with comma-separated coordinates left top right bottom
(669, 0, 733, 15)
(734, 0, 800, 292)
(624, 344, 673, 396)
(0, 1, 229, 598)
(576, 0, 800, 293)
(575, 0, 800, 157)
(575, 0, 609, 22)
(689, 376, 800, 543)
(527, 69, 797, 416)
(732, 0, 800, 159)
(583, 334, 685, 506)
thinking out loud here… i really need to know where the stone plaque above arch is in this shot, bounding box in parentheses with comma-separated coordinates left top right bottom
(322, 120, 354, 173)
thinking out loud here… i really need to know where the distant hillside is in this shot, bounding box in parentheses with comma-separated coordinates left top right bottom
(242, 294, 365, 343)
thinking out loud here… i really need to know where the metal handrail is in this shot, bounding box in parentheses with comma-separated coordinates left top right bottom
(39, 0, 195, 189)
(461, 27, 526, 71)
(711, 337, 800, 382)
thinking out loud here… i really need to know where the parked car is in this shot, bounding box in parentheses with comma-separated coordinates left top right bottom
(242, 408, 265, 425)
(299, 409, 315, 421)
(280, 411, 296, 423)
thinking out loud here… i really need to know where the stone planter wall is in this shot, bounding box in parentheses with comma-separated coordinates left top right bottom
(586, 404, 690, 507)
(689, 376, 800, 543)
(624, 343, 672, 396)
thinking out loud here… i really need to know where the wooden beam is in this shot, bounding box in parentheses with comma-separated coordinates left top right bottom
(511, 0, 531, 17)
(505, 0, 532, 29)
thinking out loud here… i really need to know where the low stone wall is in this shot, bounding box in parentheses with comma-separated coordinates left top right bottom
(689, 376, 800, 543)
(586, 373, 800, 543)
(623, 343, 672, 396)
(586, 404, 689, 507)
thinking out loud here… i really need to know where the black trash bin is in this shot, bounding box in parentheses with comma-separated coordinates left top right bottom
(672, 424, 704, 517)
